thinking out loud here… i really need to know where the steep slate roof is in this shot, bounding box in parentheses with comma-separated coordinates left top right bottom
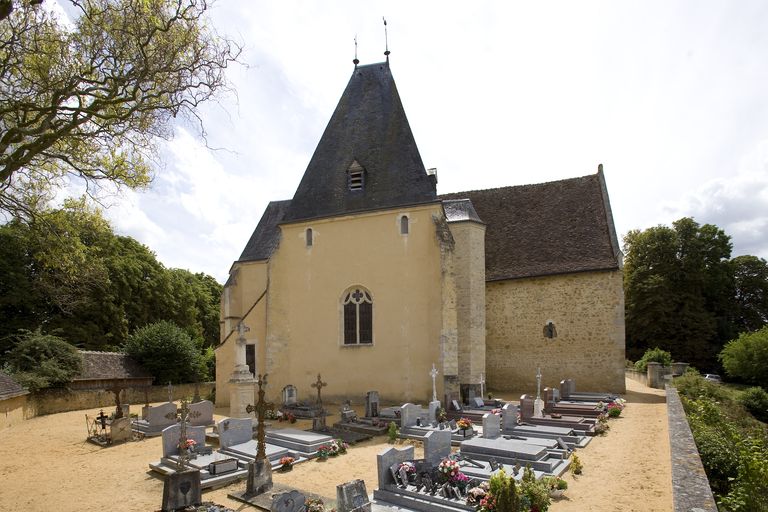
(443, 199, 484, 223)
(0, 371, 28, 400)
(283, 62, 436, 223)
(441, 171, 621, 281)
(74, 351, 153, 382)
(238, 200, 291, 263)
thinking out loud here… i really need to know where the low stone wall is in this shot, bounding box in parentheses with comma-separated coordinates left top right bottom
(23, 382, 215, 418)
(1, 395, 28, 430)
(624, 369, 648, 386)
(666, 386, 718, 511)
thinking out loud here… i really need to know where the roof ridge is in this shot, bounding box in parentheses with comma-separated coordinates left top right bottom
(440, 172, 597, 197)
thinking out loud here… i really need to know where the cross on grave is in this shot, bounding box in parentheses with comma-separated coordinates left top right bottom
(165, 399, 202, 470)
(536, 367, 542, 401)
(245, 374, 274, 462)
(429, 364, 439, 402)
(167, 382, 174, 403)
(311, 373, 327, 407)
(479, 373, 486, 400)
(96, 409, 109, 431)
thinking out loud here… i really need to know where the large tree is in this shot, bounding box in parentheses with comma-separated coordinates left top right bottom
(0, 0, 239, 218)
(731, 255, 768, 333)
(623, 218, 734, 369)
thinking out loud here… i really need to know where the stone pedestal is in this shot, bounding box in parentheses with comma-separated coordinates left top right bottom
(246, 458, 273, 496)
(428, 400, 441, 423)
(229, 369, 255, 418)
(161, 469, 202, 511)
(533, 398, 544, 418)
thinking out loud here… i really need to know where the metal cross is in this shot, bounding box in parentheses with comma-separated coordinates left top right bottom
(167, 382, 173, 403)
(479, 372, 486, 399)
(311, 373, 327, 406)
(166, 399, 202, 470)
(429, 364, 439, 402)
(536, 367, 542, 401)
(245, 374, 274, 461)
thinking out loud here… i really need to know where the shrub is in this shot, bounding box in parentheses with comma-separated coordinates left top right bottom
(488, 469, 519, 512)
(519, 466, 551, 511)
(718, 437, 768, 512)
(720, 327, 768, 386)
(387, 421, 399, 443)
(6, 330, 82, 392)
(123, 320, 204, 384)
(634, 347, 673, 372)
(739, 387, 768, 423)
(674, 372, 728, 402)
(570, 453, 583, 475)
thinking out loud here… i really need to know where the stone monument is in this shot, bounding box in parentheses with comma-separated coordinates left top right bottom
(161, 399, 203, 511)
(428, 363, 441, 423)
(229, 321, 256, 417)
(534, 367, 544, 418)
(310, 373, 328, 430)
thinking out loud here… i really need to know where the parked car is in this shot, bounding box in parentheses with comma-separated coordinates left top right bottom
(703, 374, 722, 383)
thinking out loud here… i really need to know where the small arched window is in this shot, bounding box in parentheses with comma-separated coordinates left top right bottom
(400, 215, 409, 235)
(342, 287, 373, 345)
(306, 228, 313, 247)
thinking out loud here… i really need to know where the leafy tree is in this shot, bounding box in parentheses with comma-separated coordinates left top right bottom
(634, 347, 673, 373)
(731, 255, 768, 333)
(623, 218, 734, 369)
(720, 326, 768, 386)
(124, 320, 204, 384)
(738, 387, 768, 423)
(5, 329, 82, 391)
(0, 0, 240, 218)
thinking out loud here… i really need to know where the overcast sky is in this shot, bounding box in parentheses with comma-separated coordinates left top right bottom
(57, 1, 768, 282)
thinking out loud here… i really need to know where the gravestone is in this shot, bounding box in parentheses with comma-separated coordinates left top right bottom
(428, 400, 441, 423)
(162, 424, 207, 458)
(559, 380, 569, 399)
(271, 490, 306, 512)
(482, 413, 501, 439)
(451, 400, 462, 412)
(218, 417, 253, 449)
(340, 402, 357, 423)
(423, 429, 451, 466)
(502, 403, 518, 431)
(161, 469, 202, 511)
(399, 403, 421, 428)
(519, 395, 534, 420)
(282, 385, 298, 406)
(376, 446, 414, 488)
(120, 403, 130, 417)
(147, 402, 178, 428)
(188, 400, 214, 426)
(365, 391, 379, 418)
(110, 416, 133, 444)
(473, 397, 486, 409)
(336, 479, 371, 512)
(448, 419, 457, 431)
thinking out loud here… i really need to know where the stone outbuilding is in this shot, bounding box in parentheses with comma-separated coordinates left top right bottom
(0, 370, 29, 429)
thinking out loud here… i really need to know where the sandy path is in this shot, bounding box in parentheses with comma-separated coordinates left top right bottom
(0, 378, 671, 511)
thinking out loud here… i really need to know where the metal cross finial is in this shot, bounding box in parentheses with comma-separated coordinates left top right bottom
(429, 364, 439, 402)
(245, 374, 274, 461)
(353, 35, 359, 67)
(383, 17, 390, 60)
(311, 373, 327, 406)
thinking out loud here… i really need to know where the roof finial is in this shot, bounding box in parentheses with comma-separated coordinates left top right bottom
(383, 17, 390, 62)
(353, 35, 359, 67)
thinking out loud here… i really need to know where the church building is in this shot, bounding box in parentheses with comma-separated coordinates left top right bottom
(216, 60, 625, 408)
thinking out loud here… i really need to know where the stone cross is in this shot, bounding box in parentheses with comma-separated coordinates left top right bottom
(429, 364, 439, 402)
(311, 373, 327, 406)
(479, 373, 485, 399)
(245, 374, 274, 462)
(235, 321, 250, 369)
(536, 367, 542, 401)
(167, 382, 173, 403)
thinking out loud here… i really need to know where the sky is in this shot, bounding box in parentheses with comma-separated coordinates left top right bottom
(55, 1, 768, 283)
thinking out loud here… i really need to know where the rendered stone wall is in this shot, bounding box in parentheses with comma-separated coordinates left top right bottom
(0, 395, 27, 430)
(449, 220, 486, 398)
(486, 270, 626, 393)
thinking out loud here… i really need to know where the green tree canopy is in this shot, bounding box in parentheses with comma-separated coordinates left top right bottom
(0, 0, 240, 218)
(123, 320, 205, 384)
(623, 217, 734, 369)
(6, 329, 82, 391)
(731, 255, 768, 333)
(720, 326, 768, 386)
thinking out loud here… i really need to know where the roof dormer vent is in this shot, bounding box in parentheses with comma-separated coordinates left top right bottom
(348, 160, 365, 191)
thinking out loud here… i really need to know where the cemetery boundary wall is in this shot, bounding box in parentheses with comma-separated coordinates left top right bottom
(624, 369, 648, 386)
(666, 385, 718, 512)
(22, 382, 215, 419)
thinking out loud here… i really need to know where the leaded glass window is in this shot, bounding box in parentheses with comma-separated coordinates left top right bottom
(342, 288, 373, 344)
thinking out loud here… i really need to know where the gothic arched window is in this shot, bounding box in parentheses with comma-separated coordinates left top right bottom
(342, 287, 373, 345)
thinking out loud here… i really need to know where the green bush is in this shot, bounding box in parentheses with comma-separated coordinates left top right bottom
(488, 469, 519, 512)
(718, 437, 768, 512)
(674, 372, 728, 402)
(6, 330, 82, 392)
(519, 466, 551, 511)
(123, 320, 204, 384)
(634, 347, 673, 372)
(720, 327, 768, 386)
(387, 421, 399, 443)
(738, 387, 768, 423)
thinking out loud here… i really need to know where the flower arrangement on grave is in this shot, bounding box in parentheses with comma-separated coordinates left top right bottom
(456, 417, 473, 431)
(606, 402, 622, 418)
(332, 438, 348, 455)
(437, 407, 448, 423)
(466, 482, 490, 507)
(595, 401, 606, 412)
(265, 409, 280, 420)
(613, 398, 627, 409)
(278, 411, 297, 423)
(438, 457, 463, 483)
(399, 461, 416, 474)
(594, 413, 610, 435)
(179, 438, 197, 451)
(279, 456, 295, 471)
(305, 497, 329, 512)
(491, 408, 502, 415)
(317, 444, 331, 460)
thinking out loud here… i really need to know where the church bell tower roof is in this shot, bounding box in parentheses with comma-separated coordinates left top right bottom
(283, 62, 436, 223)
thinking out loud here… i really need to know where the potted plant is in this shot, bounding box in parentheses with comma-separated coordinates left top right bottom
(456, 417, 473, 436)
(279, 456, 295, 471)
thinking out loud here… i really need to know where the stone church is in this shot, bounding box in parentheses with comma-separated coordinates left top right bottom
(216, 60, 625, 409)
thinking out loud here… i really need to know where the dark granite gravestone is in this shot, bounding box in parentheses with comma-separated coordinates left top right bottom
(336, 479, 371, 512)
(161, 469, 202, 511)
(365, 391, 379, 418)
(271, 489, 306, 512)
